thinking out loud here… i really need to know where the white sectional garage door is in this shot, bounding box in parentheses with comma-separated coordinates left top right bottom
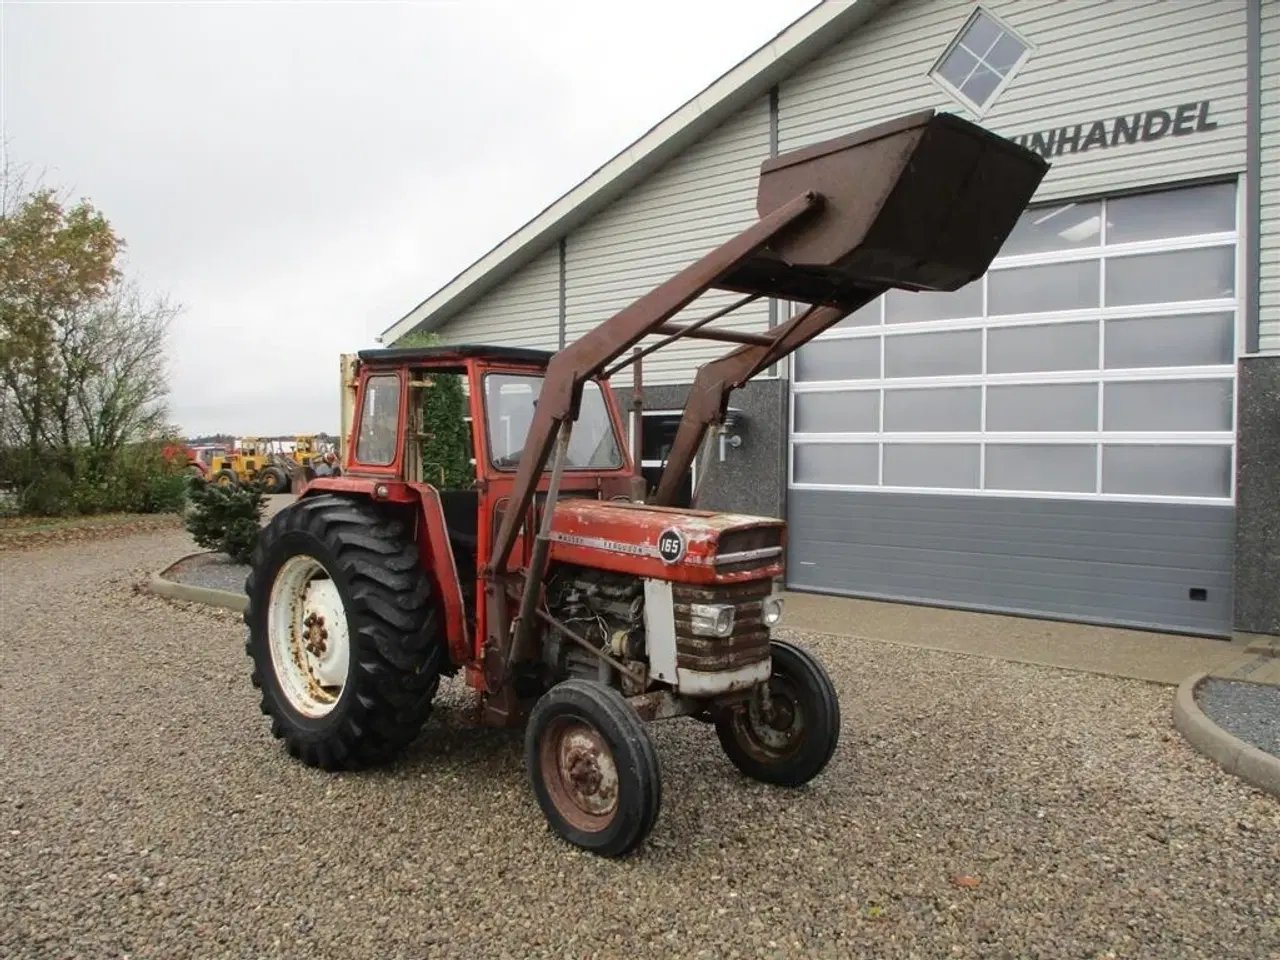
(786, 179, 1240, 637)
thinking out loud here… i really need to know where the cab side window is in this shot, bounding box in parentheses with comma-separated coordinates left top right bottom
(355, 374, 401, 466)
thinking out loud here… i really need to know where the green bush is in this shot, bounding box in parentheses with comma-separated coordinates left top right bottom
(183, 475, 267, 563)
(19, 469, 78, 517)
(106, 442, 190, 514)
(3, 440, 190, 518)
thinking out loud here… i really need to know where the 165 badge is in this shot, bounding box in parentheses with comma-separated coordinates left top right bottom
(657, 527, 686, 564)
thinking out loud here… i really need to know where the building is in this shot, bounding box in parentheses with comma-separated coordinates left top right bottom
(380, 0, 1280, 640)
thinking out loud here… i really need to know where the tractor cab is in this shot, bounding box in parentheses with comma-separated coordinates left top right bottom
(340, 345, 642, 632)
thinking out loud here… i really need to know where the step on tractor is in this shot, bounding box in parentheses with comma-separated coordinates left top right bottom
(242, 109, 1049, 857)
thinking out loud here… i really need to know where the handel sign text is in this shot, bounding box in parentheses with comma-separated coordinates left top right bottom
(1009, 99, 1218, 160)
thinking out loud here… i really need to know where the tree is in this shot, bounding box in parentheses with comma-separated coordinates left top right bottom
(396, 330, 475, 490)
(62, 282, 178, 480)
(0, 155, 180, 489)
(1, 160, 122, 462)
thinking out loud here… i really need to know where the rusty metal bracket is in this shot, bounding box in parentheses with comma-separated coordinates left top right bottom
(653, 302, 858, 506)
(627, 689, 703, 722)
(602, 292, 760, 379)
(653, 324, 773, 347)
(507, 419, 573, 672)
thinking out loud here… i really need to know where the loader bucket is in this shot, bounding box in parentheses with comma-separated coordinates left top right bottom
(716, 109, 1050, 308)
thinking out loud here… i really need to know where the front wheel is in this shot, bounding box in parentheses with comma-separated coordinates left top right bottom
(525, 679, 662, 858)
(713, 639, 840, 787)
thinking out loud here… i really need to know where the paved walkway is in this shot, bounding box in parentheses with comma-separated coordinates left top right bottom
(779, 589, 1254, 685)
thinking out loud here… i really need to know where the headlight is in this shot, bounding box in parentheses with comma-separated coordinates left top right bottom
(762, 595, 784, 626)
(690, 603, 735, 638)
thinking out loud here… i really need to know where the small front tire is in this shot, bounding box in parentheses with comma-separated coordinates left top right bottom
(525, 679, 661, 858)
(713, 639, 840, 787)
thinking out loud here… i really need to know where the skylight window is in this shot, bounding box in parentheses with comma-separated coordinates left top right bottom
(930, 7, 1031, 115)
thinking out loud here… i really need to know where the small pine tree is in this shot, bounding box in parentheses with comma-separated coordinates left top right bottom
(184, 476, 267, 564)
(395, 330, 475, 490)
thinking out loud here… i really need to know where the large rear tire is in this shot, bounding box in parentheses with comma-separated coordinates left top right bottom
(713, 639, 840, 787)
(525, 679, 661, 858)
(243, 494, 445, 770)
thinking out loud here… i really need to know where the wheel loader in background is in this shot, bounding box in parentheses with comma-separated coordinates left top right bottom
(208, 435, 337, 493)
(242, 109, 1050, 857)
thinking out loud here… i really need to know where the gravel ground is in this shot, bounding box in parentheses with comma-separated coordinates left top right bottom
(3, 530, 1280, 960)
(1198, 679, 1280, 758)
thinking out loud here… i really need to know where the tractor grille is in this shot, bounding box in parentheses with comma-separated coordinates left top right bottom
(671, 578, 773, 672)
(717, 527, 782, 555)
(714, 527, 784, 574)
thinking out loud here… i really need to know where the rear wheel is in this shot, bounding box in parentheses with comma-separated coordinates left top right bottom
(525, 679, 661, 858)
(713, 639, 840, 787)
(215, 469, 238, 488)
(243, 494, 445, 769)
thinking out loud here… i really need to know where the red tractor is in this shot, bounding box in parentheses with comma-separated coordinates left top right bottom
(242, 109, 1049, 857)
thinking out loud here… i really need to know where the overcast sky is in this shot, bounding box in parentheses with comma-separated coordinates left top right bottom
(3, 0, 818, 437)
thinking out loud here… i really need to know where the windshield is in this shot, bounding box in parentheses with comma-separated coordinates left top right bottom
(484, 373, 624, 471)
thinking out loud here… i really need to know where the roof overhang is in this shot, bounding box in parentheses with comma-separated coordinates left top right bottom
(378, 0, 894, 345)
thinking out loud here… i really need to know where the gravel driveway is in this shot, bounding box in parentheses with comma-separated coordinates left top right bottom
(3, 530, 1278, 960)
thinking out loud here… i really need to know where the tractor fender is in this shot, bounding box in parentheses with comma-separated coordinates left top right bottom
(297, 478, 470, 667)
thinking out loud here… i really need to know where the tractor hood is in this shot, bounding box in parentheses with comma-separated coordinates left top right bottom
(547, 498, 785, 584)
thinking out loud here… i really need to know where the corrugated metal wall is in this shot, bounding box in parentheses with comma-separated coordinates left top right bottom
(432, 246, 561, 351)
(780, 0, 1249, 203)
(562, 100, 773, 388)
(1261, 0, 1280, 353)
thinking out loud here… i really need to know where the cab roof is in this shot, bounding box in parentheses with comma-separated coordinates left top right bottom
(356, 344, 555, 367)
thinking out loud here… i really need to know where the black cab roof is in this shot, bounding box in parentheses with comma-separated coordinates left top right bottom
(357, 344, 555, 367)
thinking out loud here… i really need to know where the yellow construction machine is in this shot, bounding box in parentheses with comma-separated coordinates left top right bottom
(207, 436, 337, 493)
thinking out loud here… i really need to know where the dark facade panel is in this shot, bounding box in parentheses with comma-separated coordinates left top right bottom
(786, 488, 1235, 637)
(1234, 354, 1280, 635)
(612, 379, 788, 521)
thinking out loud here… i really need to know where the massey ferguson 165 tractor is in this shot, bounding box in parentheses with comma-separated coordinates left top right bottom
(242, 109, 1050, 857)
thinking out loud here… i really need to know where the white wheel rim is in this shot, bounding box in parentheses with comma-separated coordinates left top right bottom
(267, 555, 350, 718)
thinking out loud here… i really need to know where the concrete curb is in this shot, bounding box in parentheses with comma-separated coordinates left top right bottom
(147, 551, 247, 613)
(1173, 671, 1280, 799)
(1244, 636, 1280, 658)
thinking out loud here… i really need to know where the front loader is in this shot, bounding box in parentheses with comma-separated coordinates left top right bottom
(242, 109, 1050, 857)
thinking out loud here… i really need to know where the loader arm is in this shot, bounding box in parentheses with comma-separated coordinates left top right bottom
(485, 191, 824, 576)
(484, 107, 1049, 631)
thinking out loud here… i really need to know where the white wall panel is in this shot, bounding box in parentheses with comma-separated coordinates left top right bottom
(434, 246, 560, 351)
(781, 0, 1248, 204)
(564, 99, 773, 388)
(1260, 0, 1280, 352)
